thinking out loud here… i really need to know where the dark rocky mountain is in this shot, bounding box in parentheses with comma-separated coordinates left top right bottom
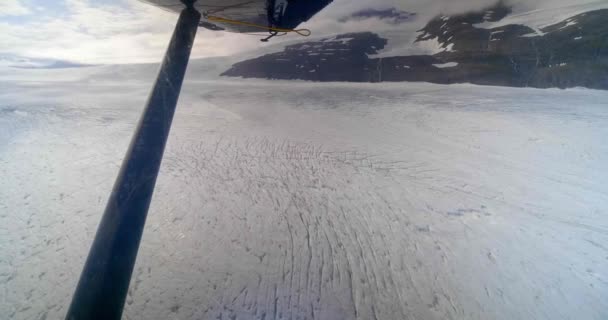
(224, 33, 389, 82)
(221, 3, 608, 90)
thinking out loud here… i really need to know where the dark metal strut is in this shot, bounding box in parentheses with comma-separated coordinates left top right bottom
(65, 5, 201, 320)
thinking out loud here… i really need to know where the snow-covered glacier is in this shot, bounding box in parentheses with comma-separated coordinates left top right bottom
(1, 62, 607, 319)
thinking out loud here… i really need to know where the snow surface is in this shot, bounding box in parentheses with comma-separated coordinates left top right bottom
(370, 0, 608, 58)
(370, 30, 447, 58)
(1, 62, 608, 320)
(432, 62, 459, 68)
(473, 0, 608, 31)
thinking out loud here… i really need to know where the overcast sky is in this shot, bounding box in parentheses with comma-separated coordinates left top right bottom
(0, 0, 601, 65)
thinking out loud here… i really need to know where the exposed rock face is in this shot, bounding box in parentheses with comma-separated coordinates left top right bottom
(223, 32, 388, 82)
(221, 3, 608, 90)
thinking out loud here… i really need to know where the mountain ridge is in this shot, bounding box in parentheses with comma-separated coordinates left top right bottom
(221, 3, 608, 90)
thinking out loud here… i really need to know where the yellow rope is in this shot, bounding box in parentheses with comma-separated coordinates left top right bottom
(206, 14, 312, 37)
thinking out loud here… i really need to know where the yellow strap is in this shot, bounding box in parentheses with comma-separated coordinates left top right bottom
(206, 15, 311, 37)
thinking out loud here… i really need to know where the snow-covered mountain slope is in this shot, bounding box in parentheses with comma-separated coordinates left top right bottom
(1, 63, 608, 319)
(222, 2, 608, 89)
(473, 0, 608, 31)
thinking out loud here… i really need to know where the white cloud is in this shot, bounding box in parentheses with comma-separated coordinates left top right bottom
(0, 0, 605, 65)
(5, 0, 505, 65)
(0, 0, 31, 16)
(0, 0, 262, 64)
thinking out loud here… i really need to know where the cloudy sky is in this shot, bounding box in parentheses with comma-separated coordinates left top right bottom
(0, 0, 600, 65)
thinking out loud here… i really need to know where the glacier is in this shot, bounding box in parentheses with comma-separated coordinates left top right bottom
(1, 61, 607, 319)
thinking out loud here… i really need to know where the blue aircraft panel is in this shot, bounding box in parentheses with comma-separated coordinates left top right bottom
(140, 0, 333, 33)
